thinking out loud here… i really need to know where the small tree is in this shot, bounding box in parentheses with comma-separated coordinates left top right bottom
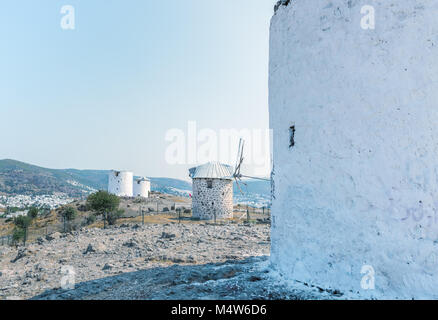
(62, 206, 77, 221)
(86, 191, 121, 228)
(27, 207, 39, 219)
(13, 215, 33, 245)
(14, 215, 33, 229)
(12, 228, 26, 244)
(61, 206, 77, 232)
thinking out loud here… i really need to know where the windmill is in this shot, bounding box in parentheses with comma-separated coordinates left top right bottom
(232, 138, 271, 195)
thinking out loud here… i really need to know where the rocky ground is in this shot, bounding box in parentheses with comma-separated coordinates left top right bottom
(0, 222, 339, 300)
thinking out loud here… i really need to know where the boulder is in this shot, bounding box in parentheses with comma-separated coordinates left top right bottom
(123, 239, 138, 248)
(82, 243, 106, 254)
(160, 232, 176, 240)
(10, 248, 27, 263)
(102, 263, 113, 271)
(83, 244, 95, 254)
(45, 232, 62, 241)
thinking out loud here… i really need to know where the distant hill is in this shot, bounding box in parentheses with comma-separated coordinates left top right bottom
(149, 177, 192, 197)
(0, 159, 106, 197)
(0, 159, 270, 206)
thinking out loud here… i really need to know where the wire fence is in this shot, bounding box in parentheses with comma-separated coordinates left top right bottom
(0, 235, 12, 246)
(0, 202, 271, 247)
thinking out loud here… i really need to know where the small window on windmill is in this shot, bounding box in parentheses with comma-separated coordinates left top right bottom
(289, 125, 296, 148)
(207, 180, 213, 189)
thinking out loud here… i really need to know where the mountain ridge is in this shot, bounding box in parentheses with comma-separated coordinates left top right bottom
(0, 160, 270, 206)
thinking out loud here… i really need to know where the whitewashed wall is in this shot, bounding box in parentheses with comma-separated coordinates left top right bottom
(192, 178, 233, 220)
(270, 0, 438, 299)
(108, 171, 133, 197)
(133, 179, 150, 198)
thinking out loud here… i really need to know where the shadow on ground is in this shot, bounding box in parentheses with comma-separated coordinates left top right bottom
(31, 256, 310, 300)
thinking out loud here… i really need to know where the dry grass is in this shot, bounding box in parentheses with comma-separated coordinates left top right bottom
(0, 195, 270, 243)
(0, 209, 269, 237)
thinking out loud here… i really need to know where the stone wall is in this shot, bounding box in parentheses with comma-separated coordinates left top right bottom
(192, 178, 233, 220)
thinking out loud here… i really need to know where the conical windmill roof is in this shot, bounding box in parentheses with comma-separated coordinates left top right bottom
(188, 162, 234, 180)
(135, 176, 150, 182)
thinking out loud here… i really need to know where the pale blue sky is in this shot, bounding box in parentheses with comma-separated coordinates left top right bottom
(0, 0, 276, 180)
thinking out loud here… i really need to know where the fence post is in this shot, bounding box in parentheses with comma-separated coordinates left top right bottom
(142, 209, 144, 225)
(24, 227, 27, 246)
(246, 205, 250, 223)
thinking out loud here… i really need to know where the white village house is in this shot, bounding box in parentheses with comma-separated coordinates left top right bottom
(189, 162, 234, 220)
(270, 0, 438, 299)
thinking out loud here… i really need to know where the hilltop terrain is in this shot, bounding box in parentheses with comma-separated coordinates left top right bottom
(0, 222, 273, 300)
(0, 220, 340, 300)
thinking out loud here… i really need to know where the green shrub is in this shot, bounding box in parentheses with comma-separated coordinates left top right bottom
(85, 214, 96, 225)
(12, 228, 26, 244)
(61, 207, 77, 221)
(14, 215, 32, 229)
(86, 191, 122, 228)
(87, 191, 120, 215)
(107, 209, 124, 226)
(27, 207, 39, 219)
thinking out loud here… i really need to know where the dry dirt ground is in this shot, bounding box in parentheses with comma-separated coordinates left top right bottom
(0, 221, 340, 300)
(0, 194, 337, 300)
